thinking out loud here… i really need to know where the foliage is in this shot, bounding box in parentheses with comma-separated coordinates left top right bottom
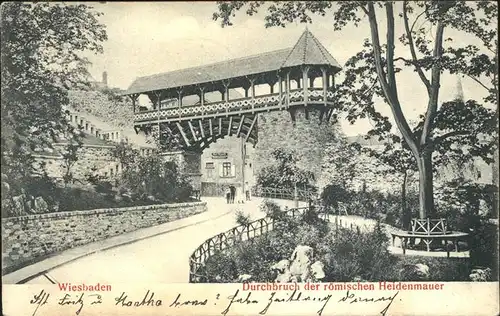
(120, 153, 193, 203)
(112, 141, 140, 171)
(322, 188, 420, 229)
(260, 199, 284, 220)
(60, 126, 84, 185)
(55, 186, 162, 212)
(199, 208, 472, 282)
(319, 133, 369, 190)
(320, 184, 351, 210)
(434, 178, 498, 274)
(212, 1, 499, 219)
(235, 210, 251, 226)
(1, 2, 107, 196)
(256, 148, 316, 191)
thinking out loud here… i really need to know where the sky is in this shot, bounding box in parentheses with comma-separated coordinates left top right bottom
(85, 2, 493, 136)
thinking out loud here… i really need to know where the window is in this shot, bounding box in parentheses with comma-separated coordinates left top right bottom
(205, 162, 215, 169)
(222, 162, 231, 177)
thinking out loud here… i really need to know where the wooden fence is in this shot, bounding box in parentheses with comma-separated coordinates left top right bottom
(251, 186, 318, 201)
(188, 187, 363, 283)
(189, 206, 309, 282)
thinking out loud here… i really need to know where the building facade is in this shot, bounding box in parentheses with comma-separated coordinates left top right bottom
(200, 137, 256, 197)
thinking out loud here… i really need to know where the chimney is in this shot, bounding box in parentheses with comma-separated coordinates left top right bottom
(102, 71, 108, 86)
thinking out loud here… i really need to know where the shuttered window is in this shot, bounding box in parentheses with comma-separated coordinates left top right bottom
(222, 162, 231, 177)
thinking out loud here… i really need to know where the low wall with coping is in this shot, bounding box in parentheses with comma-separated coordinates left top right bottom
(1, 201, 207, 272)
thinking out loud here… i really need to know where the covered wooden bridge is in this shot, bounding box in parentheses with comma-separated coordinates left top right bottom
(122, 29, 342, 152)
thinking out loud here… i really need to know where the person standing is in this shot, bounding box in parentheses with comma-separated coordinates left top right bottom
(225, 186, 231, 204)
(230, 185, 236, 204)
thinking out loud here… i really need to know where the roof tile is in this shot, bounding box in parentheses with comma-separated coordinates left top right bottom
(125, 30, 341, 95)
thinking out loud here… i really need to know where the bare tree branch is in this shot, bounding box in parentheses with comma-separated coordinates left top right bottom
(464, 74, 493, 92)
(410, 6, 429, 33)
(433, 130, 470, 145)
(385, 2, 399, 99)
(366, 2, 418, 155)
(403, 1, 431, 93)
(420, 18, 445, 146)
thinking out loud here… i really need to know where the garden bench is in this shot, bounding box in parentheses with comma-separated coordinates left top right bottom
(390, 230, 469, 257)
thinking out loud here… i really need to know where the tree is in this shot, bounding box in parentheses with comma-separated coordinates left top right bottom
(60, 126, 84, 185)
(1, 3, 107, 194)
(212, 1, 498, 218)
(319, 134, 364, 190)
(121, 153, 193, 202)
(256, 148, 316, 191)
(112, 141, 140, 171)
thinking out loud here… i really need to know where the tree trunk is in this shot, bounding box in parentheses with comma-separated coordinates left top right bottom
(401, 170, 410, 230)
(416, 151, 434, 219)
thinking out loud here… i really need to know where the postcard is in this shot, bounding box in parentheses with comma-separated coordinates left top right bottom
(2, 1, 499, 315)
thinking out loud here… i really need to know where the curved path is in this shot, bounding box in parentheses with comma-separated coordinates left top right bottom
(23, 197, 304, 284)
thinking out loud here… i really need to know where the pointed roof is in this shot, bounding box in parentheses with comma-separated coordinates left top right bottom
(124, 30, 341, 95)
(454, 76, 464, 101)
(282, 28, 341, 68)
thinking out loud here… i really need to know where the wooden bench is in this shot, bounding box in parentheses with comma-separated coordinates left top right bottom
(390, 231, 469, 257)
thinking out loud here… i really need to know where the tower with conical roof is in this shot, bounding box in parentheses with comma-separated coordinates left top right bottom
(454, 75, 464, 102)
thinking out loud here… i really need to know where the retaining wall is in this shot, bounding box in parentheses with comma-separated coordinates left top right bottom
(1, 201, 207, 272)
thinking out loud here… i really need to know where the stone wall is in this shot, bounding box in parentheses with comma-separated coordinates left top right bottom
(34, 144, 119, 180)
(1, 201, 207, 272)
(255, 108, 339, 184)
(161, 151, 202, 190)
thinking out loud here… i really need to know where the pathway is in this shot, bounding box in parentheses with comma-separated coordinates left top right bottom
(18, 197, 304, 284)
(5, 198, 467, 284)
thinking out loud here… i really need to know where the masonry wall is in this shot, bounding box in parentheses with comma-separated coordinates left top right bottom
(1, 201, 207, 272)
(34, 145, 119, 180)
(255, 108, 338, 185)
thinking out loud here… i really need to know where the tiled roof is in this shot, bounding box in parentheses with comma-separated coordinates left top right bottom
(282, 28, 341, 68)
(124, 29, 341, 95)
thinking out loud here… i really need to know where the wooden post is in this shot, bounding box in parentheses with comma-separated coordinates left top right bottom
(278, 74, 283, 107)
(285, 72, 290, 107)
(177, 89, 183, 118)
(248, 77, 256, 112)
(241, 137, 246, 203)
(130, 94, 139, 113)
(302, 66, 310, 106)
(321, 68, 327, 106)
(199, 87, 205, 107)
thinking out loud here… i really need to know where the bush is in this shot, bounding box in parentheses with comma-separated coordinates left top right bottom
(235, 210, 251, 226)
(260, 199, 284, 220)
(120, 154, 193, 203)
(320, 183, 351, 210)
(95, 180, 114, 195)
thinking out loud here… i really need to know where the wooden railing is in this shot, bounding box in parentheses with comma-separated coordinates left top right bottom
(134, 89, 335, 123)
(188, 204, 366, 282)
(189, 205, 321, 282)
(251, 186, 318, 201)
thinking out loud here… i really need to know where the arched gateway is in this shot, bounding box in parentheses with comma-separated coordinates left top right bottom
(122, 29, 342, 190)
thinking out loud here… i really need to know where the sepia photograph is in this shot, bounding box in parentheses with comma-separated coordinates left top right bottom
(1, 1, 499, 315)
